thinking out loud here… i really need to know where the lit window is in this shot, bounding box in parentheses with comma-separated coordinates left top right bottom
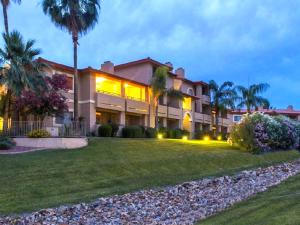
(233, 115, 242, 122)
(124, 83, 145, 101)
(183, 97, 192, 110)
(96, 76, 121, 96)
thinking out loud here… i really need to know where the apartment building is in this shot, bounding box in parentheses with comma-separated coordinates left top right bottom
(39, 57, 232, 135)
(230, 105, 300, 124)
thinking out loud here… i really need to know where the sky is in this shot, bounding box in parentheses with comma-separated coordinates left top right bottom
(4, 0, 300, 108)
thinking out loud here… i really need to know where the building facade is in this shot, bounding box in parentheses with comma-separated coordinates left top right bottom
(229, 106, 300, 124)
(39, 57, 232, 136)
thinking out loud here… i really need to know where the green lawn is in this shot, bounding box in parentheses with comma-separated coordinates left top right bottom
(199, 173, 300, 225)
(0, 138, 299, 215)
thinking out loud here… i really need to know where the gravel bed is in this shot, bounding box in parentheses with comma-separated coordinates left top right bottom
(1, 160, 300, 225)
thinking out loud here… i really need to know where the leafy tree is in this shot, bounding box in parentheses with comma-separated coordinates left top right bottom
(150, 66, 183, 128)
(42, 0, 101, 121)
(1, 0, 21, 34)
(236, 83, 270, 113)
(208, 80, 237, 135)
(0, 31, 46, 127)
(16, 74, 69, 122)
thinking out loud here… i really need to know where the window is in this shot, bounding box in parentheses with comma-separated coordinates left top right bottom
(96, 111, 120, 125)
(124, 83, 145, 101)
(182, 97, 192, 110)
(233, 115, 242, 122)
(55, 112, 73, 125)
(96, 76, 121, 96)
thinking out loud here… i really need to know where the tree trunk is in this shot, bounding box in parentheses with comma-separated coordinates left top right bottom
(155, 105, 158, 129)
(3, 89, 11, 134)
(215, 111, 219, 137)
(1, 2, 9, 34)
(72, 33, 79, 121)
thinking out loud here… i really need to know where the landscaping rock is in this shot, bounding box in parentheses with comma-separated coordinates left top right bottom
(1, 160, 300, 225)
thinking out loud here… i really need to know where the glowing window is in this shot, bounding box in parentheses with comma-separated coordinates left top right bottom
(96, 76, 121, 96)
(124, 83, 145, 101)
(183, 97, 192, 110)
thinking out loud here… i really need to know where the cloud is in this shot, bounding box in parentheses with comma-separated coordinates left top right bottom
(3, 0, 300, 108)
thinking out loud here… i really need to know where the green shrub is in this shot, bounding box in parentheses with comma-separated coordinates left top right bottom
(145, 128, 157, 138)
(98, 124, 112, 137)
(110, 123, 119, 137)
(0, 136, 15, 150)
(27, 129, 51, 138)
(158, 127, 168, 138)
(166, 128, 189, 139)
(122, 126, 144, 138)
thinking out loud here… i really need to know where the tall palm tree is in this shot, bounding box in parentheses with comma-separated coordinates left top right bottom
(1, 0, 21, 34)
(236, 83, 270, 113)
(0, 31, 46, 127)
(209, 80, 237, 135)
(42, 0, 100, 121)
(150, 66, 183, 129)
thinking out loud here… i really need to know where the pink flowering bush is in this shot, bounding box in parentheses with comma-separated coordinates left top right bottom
(16, 74, 69, 121)
(230, 112, 300, 154)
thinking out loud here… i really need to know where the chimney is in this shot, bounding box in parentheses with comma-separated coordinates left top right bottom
(165, 62, 173, 70)
(175, 67, 185, 78)
(101, 61, 114, 74)
(287, 105, 294, 111)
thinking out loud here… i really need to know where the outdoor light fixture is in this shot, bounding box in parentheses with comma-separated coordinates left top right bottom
(157, 134, 163, 139)
(217, 135, 222, 141)
(203, 136, 210, 141)
(182, 136, 188, 141)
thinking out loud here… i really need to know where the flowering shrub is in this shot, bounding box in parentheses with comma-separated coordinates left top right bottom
(28, 129, 51, 138)
(230, 112, 300, 154)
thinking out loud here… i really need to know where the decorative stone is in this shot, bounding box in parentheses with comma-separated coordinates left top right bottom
(0, 160, 299, 225)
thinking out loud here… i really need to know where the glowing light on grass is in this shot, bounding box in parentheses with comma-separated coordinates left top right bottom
(157, 134, 163, 139)
(217, 135, 222, 141)
(182, 136, 188, 141)
(203, 136, 210, 142)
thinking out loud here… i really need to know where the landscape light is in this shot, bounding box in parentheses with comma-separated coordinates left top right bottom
(182, 136, 188, 141)
(157, 134, 163, 139)
(203, 136, 210, 141)
(217, 135, 222, 141)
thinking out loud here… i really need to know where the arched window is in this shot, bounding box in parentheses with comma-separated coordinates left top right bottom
(187, 88, 194, 96)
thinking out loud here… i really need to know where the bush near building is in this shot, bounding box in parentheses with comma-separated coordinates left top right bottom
(98, 125, 113, 137)
(230, 112, 300, 154)
(0, 136, 16, 150)
(27, 129, 51, 138)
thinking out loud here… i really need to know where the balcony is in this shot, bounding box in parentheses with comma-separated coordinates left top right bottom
(194, 112, 212, 124)
(95, 92, 125, 111)
(168, 107, 182, 119)
(158, 105, 167, 117)
(126, 99, 149, 115)
(201, 95, 210, 104)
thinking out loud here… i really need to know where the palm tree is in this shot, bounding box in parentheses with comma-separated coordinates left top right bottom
(236, 83, 270, 113)
(150, 66, 183, 129)
(1, 0, 21, 34)
(208, 80, 237, 136)
(0, 31, 46, 127)
(42, 0, 100, 121)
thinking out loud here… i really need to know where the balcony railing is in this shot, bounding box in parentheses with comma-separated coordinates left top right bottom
(168, 107, 182, 119)
(126, 99, 149, 114)
(95, 92, 125, 111)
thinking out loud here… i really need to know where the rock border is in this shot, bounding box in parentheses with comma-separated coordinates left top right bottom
(1, 160, 299, 225)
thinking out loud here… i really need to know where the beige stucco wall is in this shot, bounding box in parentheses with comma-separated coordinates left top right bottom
(115, 63, 153, 85)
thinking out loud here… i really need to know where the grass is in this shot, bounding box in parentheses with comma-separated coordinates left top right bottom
(0, 138, 299, 215)
(199, 173, 300, 225)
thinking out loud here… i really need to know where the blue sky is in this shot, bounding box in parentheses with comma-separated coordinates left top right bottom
(5, 0, 300, 108)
